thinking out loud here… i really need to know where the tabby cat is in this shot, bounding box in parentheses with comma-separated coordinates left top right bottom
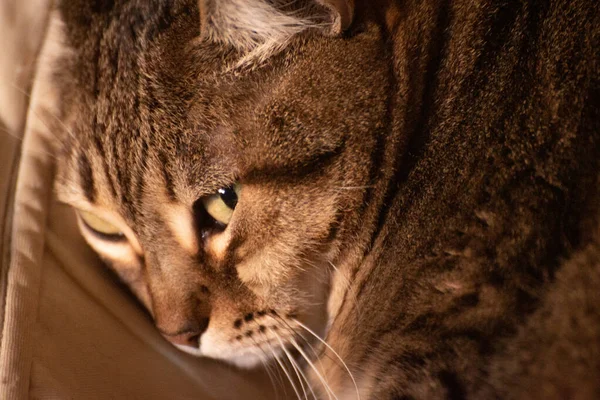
(47, 0, 599, 398)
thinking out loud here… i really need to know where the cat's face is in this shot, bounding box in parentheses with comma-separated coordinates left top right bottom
(53, 0, 388, 368)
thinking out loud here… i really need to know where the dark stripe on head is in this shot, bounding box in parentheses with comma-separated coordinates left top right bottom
(90, 28, 118, 201)
(158, 150, 177, 201)
(134, 138, 149, 202)
(113, 134, 135, 216)
(78, 152, 96, 203)
(124, 78, 144, 223)
(92, 117, 118, 198)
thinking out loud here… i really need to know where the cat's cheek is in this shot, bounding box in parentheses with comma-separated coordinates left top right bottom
(235, 255, 289, 290)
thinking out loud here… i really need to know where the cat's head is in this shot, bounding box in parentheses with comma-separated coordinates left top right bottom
(52, 0, 389, 368)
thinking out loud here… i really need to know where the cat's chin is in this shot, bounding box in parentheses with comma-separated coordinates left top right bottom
(174, 342, 282, 369)
(172, 333, 285, 369)
(219, 352, 277, 369)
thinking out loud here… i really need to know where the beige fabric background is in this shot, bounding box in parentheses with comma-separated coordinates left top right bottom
(0, 2, 279, 399)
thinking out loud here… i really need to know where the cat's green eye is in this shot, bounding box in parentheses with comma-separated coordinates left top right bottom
(201, 184, 241, 226)
(78, 210, 125, 240)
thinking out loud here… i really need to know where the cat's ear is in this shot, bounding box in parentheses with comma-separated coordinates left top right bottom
(198, 0, 353, 62)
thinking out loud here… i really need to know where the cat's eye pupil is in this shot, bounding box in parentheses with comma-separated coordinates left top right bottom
(193, 183, 241, 236)
(218, 186, 238, 210)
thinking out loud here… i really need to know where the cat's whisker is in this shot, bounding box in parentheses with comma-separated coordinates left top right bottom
(293, 264, 308, 273)
(293, 319, 361, 400)
(267, 313, 340, 390)
(0, 124, 61, 162)
(262, 359, 282, 400)
(22, 148, 59, 162)
(297, 256, 330, 278)
(268, 343, 303, 400)
(8, 81, 77, 144)
(0, 125, 24, 142)
(248, 335, 284, 400)
(277, 320, 322, 362)
(295, 256, 333, 294)
(275, 334, 311, 400)
(280, 337, 319, 400)
(250, 321, 291, 395)
(288, 336, 338, 400)
(267, 314, 312, 350)
(268, 358, 289, 400)
(0, 83, 78, 164)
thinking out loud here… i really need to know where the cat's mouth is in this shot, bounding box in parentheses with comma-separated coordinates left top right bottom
(171, 311, 324, 370)
(173, 327, 306, 369)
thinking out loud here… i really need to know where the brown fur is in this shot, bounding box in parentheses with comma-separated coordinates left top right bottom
(51, 0, 599, 398)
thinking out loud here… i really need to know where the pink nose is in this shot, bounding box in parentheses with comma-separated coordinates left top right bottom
(160, 318, 209, 348)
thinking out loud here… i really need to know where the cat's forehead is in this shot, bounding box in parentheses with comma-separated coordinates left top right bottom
(57, 2, 239, 180)
(55, 0, 377, 225)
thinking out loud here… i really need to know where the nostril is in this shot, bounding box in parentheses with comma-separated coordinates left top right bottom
(165, 332, 201, 348)
(161, 318, 210, 348)
(198, 317, 209, 334)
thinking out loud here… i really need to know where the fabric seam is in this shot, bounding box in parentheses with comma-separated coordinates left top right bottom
(0, 139, 22, 349)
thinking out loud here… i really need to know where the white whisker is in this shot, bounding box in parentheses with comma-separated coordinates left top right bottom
(274, 333, 318, 400)
(0, 124, 23, 141)
(266, 314, 323, 364)
(8, 81, 77, 144)
(251, 322, 291, 396)
(249, 336, 283, 400)
(280, 340, 309, 400)
(294, 319, 361, 400)
(268, 312, 344, 378)
(10, 82, 72, 130)
(0, 124, 59, 161)
(289, 336, 337, 400)
(268, 344, 303, 400)
(0, 82, 81, 164)
(253, 348, 281, 400)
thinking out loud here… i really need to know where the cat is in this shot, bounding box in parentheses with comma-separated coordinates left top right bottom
(46, 0, 600, 398)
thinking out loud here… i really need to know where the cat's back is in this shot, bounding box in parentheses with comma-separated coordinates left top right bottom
(324, 0, 600, 398)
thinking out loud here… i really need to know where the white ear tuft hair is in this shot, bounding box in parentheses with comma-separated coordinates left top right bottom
(199, 0, 353, 66)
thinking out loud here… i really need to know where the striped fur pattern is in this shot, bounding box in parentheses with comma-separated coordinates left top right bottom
(52, 0, 600, 398)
